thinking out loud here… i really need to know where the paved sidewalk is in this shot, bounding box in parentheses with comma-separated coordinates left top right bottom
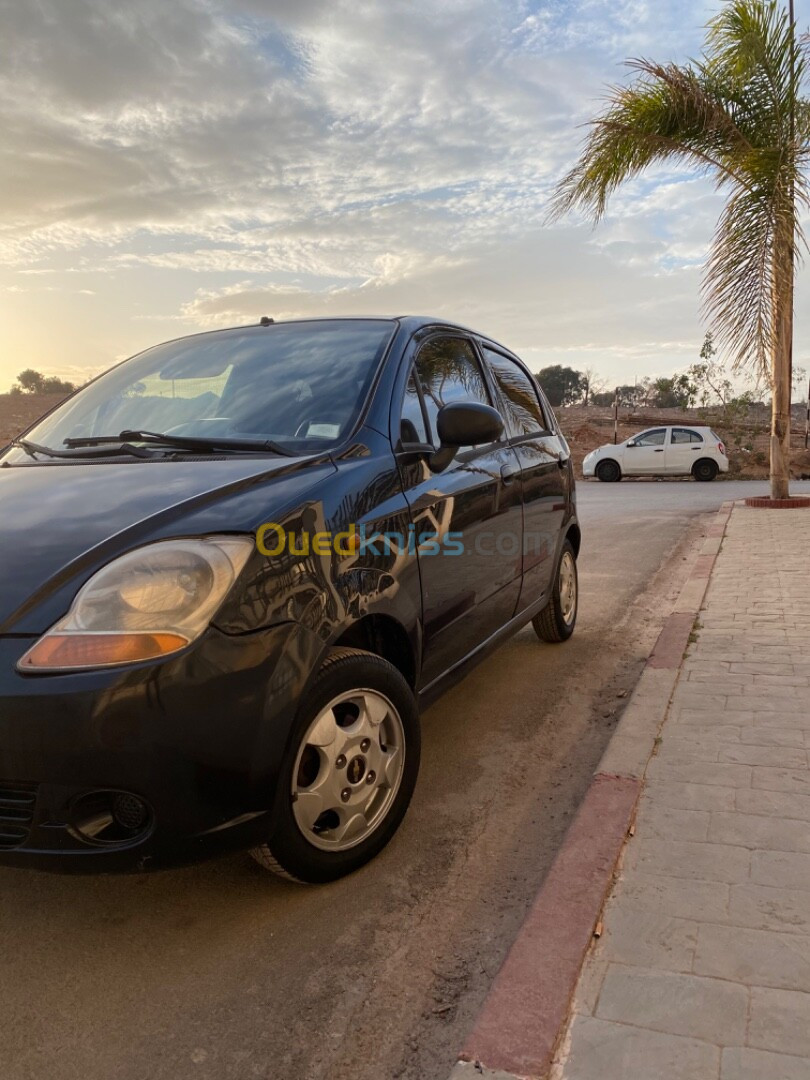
(555, 507, 810, 1080)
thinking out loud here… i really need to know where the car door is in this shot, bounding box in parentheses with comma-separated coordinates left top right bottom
(668, 427, 706, 474)
(395, 334, 523, 688)
(479, 344, 568, 612)
(624, 427, 667, 474)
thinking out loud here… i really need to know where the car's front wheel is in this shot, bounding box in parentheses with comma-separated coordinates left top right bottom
(692, 458, 718, 482)
(252, 648, 420, 883)
(532, 539, 578, 643)
(596, 459, 621, 482)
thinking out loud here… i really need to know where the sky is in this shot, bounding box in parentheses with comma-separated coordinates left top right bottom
(1, 0, 808, 392)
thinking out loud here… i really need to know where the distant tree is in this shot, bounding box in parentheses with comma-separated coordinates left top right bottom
(618, 383, 646, 407)
(688, 332, 734, 407)
(535, 365, 586, 406)
(15, 369, 46, 394)
(651, 374, 697, 409)
(10, 369, 76, 395)
(591, 390, 616, 407)
(581, 367, 607, 406)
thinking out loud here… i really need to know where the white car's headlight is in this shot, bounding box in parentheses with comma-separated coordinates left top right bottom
(19, 536, 253, 672)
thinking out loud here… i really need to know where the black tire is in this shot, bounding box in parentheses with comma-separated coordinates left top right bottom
(532, 539, 578, 643)
(251, 647, 420, 883)
(692, 458, 718, 482)
(596, 459, 621, 483)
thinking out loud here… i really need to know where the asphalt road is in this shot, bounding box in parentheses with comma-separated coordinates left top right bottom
(3, 479, 806, 1080)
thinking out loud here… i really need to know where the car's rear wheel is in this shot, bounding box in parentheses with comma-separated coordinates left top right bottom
(692, 458, 718, 482)
(532, 540, 578, 643)
(251, 648, 420, 883)
(596, 459, 621, 482)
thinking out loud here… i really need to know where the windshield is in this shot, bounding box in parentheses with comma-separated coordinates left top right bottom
(9, 320, 396, 459)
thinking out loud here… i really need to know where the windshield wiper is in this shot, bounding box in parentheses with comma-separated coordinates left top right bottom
(63, 430, 292, 456)
(11, 437, 158, 460)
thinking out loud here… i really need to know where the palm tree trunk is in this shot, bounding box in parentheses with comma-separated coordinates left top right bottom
(770, 224, 793, 500)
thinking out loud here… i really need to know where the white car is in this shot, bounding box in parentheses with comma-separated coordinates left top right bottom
(582, 425, 728, 482)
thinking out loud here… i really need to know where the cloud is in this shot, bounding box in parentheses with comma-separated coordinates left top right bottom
(3, 0, 802, 388)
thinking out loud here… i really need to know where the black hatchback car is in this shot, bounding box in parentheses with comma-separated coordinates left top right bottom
(0, 317, 579, 882)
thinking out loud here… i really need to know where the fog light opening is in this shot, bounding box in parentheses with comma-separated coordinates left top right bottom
(69, 790, 153, 847)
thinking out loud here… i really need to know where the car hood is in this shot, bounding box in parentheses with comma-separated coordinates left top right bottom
(585, 444, 620, 458)
(0, 455, 335, 634)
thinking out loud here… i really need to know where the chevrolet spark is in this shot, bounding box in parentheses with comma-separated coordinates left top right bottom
(0, 317, 579, 882)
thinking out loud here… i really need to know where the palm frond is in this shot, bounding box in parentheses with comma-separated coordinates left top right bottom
(548, 60, 753, 223)
(703, 187, 775, 373)
(706, 0, 805, 142)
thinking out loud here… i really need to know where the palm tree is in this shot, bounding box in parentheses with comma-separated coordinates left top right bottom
(550, 0, 808, 498)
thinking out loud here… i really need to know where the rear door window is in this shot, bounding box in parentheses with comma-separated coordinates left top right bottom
(481, 347, 548, 438)
(671, 428, 704, 444)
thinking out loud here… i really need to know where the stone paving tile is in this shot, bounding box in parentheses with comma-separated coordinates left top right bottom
(721, 1046, 810, 1080)
(560, 1015, 720, 1080)
(570, 948, 609, 1017)
(634, 802, 711, 843)
(595, 967, 748, 1045)
(694, 922, 810, 991)
(597, 906, 698, 973)
(728, 884, 810, 935)
(750, 851, 810, 891)
(737, 728, 807, 748)
(718, 745, 807, 768)
(736, 787, 810, 823)
(648, 779, 736, 812)
(645, 758, 753, 788)
(615, 872, 731, 922)
(708, 811, 810, 853)
(669, 710, 756, 728)
(627, 838, 751, 884)
(748, 987, 810, 1057)
(752, 768, 810, 794)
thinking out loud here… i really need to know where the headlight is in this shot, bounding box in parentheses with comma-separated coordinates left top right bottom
(18, 536, 253, 672)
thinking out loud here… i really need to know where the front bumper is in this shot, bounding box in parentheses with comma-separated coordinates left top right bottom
(0, 622, 323, 873)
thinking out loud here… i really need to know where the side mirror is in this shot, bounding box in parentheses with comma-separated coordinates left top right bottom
(430, 401, 504, 472)
(627, 440, 636, 448)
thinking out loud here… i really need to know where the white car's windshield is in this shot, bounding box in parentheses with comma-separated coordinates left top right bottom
(10, 319, 395, 459)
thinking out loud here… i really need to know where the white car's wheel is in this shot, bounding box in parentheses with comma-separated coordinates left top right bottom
(596, 459, 621, 482)
(692, 459, 718, 482)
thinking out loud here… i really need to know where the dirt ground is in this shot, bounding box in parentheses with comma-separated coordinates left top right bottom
(4, 393, 810, 479)
(0, 394, 68, 446)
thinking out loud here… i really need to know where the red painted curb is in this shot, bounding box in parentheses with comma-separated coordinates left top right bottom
(646, 611, 694, 669)
(459, 774, 641, 1079)
(691, 554, 715, 578)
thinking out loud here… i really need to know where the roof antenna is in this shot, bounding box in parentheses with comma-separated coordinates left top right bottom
(259, 316, 274, 326)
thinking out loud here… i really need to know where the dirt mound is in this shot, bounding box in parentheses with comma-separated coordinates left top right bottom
(0, 393, 68, 445)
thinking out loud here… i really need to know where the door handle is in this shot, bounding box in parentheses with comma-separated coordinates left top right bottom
(500, 464, 518, 484)
(654, 448, 664, 452)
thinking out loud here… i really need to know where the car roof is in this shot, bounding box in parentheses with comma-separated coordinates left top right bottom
(130, 315, 499, 355)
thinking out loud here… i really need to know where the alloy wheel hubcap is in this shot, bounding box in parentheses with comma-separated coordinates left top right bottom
(292, 689, 405, 851)
(559, 552, 577, 624)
